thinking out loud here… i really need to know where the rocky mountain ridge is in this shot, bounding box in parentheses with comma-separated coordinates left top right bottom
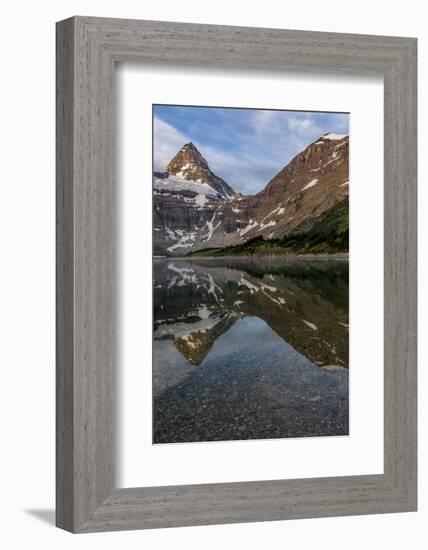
(153, 134, 349, 256)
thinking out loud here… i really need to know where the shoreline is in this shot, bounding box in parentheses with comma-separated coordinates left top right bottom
(155, 252, 349, 261)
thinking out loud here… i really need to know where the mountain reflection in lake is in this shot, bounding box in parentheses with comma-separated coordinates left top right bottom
(153, 257, 349, 444)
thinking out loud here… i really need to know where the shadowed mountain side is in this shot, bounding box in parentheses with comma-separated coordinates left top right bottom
(190, 197, 349, 257)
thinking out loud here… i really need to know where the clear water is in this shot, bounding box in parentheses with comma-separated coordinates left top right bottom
(153, 257, 349, 443)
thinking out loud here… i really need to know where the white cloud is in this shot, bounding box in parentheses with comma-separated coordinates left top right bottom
(287, 116, 322, 136)
(153, 117, 190, 171)
(249, 110, 277, 130)
(199, 144, 279, 195)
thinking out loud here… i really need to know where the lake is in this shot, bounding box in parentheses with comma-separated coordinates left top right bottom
(153, 257, 349, 444)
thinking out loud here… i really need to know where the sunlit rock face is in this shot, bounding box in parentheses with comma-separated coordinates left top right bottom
(153, 135, 349, 256)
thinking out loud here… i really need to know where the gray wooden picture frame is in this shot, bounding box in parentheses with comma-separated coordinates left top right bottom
(56, 16, 417, 533)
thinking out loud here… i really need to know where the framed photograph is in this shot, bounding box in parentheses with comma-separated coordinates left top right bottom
(56, 16, 417, 532)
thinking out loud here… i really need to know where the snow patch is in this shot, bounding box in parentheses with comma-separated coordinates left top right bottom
(195, 193, 209, 207)
(319, 155, 341, 170)
(165, 228, 177, 241)
(198, 305, 211, 320)
(168, 263, 194, 277)
(261, 205, 281, 224)
(204, 273, 223, 302)
(240, 221, 258, 237)
(167, 242, 192, 253)
(322, 133, 348, 141)
(154, 174, 217, 198)
(302, 319, 318, 331)
(167, 263, 196, 287)
(260, 220, 276, 230)
(205, 213, 222, 241)
(155, 317, 219, 340)
(261, 288, 283, 306)
(261, 283, 277, 292)
(239, 277, 259, 293)
(302, 178, 319, 191)
(166, 229, 196, 253)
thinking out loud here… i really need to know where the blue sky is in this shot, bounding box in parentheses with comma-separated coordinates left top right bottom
(154, 105, 349, 195)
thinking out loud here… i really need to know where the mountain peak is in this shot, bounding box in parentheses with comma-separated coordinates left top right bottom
(182, 141, 197, 150)
(166, 142, 208, 175)
(320, 133, 348, 141)
(165, 143, 236, 199)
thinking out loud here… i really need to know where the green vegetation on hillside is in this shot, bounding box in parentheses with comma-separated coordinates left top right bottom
(189, 199, 349, 257)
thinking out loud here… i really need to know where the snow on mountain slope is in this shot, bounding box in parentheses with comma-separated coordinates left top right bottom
(154, 174, 218, 196)
(165, 142, 237, 199)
